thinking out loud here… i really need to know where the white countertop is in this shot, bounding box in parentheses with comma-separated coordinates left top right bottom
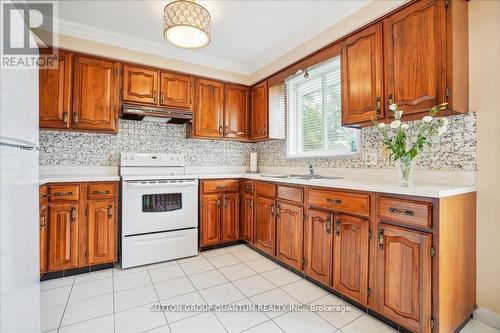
(39, 166, 476, 198)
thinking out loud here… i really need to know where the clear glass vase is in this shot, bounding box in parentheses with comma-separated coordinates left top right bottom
(397, 156, 414, 187)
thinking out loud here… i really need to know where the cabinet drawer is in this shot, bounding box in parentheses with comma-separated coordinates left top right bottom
(309, 188, 370, 216)
(202, 179, 239, 193)
(49, 185, 80, 202)
(87, 183, 116, 200)
(255, 181, 276, 197)
(277, 185, 303, 204)
(378, 197, 432, 229)
(242, 180, 254, 194)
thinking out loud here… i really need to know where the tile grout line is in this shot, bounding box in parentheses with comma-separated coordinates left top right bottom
(112, 266, 116, 333)
(146, 265, 173, 333)
(55, 276, 75, 332)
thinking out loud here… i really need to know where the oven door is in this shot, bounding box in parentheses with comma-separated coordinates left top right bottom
(122, 179, 198, 236)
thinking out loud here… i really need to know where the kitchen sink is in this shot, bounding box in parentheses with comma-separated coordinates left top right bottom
(259, 174, 343, 180)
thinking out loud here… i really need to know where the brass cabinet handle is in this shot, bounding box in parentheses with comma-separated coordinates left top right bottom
(217, 200, 221, 209)
(224, 198, 228, 208)
(389, 207, 416, 216)
(153, 90, 157, 102)
(270, 204, 275, 217)
(325, 214, 332, 233)
(335, 218, 341, 236)
(108, 205, 113, 218)
(218, 125, 223, 136)
(160, 91, 164, 104)
(376, 96, 381, 115)
(216, 185, 228, 190)
(53, 191, 73, 197)
(72, 112, 78, 126)
(326, 198, 343, 205)
(388, 93, 393, 106)
(63, 111, 68, 125)
(249, 199, 252, 209)
(378, 228, 384, 250)
(275, 204, 280, 218)
(40, 213, 47, 228)
(93, 190, 110, 195)
(71, 207, 77, 223)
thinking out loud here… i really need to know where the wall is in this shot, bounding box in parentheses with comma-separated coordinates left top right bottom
(39, 120, 252, 167)
(469, 0, 500, 316)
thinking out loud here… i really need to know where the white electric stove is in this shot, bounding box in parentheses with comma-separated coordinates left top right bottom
(120, 153, 198, 268)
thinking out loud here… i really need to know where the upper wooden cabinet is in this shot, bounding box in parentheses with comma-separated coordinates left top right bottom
(342, 23, 384, 125)
(224, 84, 249, 140)
(160, 72, 193, 109)
(250, 80, 268, 141)
(383, 0, 446, 116)
(193, 78, 224, 139)
(39, 50, 73, 129)
(72, 56, 120, 133)
(122, 65, 159, 105)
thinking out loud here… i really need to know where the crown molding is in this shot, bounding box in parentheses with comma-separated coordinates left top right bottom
(54, 18, 252, 75)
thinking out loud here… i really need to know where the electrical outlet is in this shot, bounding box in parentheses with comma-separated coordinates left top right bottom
(365, 152, 378, 166)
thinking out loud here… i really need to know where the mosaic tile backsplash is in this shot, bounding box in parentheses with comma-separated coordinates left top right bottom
(40, 113, 476, 171)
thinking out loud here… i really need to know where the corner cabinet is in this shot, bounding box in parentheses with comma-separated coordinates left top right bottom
(250, 80, 268, 141)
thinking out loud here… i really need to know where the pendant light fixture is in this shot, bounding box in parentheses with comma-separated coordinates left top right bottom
(163, 0, 211, 49)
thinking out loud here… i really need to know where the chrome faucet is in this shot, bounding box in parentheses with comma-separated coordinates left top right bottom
(308, 163, 314, 176)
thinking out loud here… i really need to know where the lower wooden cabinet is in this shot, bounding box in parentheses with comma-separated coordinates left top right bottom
(276, 201, 303, 270)
(47, 202, 79, 271)
(333, 213, 369, 305)
(254, 195, 276, 256)
(201, 194, 221, 246)
(375, 224, 432, 333)
(303, 209, 333, 285)
(241, 193, 254, 243)
(40, 182, 118, 275)
(222, 193, 240, 242)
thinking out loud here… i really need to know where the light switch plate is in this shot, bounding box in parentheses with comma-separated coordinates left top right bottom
(365, 152, 378, 166)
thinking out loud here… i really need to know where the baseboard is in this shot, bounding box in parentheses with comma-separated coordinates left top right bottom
(474, 306, 500, 330)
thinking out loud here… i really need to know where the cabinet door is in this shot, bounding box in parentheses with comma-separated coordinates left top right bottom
(250, 81, 268, 141)
(333, 214, 369, 305)
(193, 78, 224, 138)
(375, 224, 432, 333)
(48, 202, 79, 271)
(222, 193, 239, 242)
(383, 0, 446, 115)
(304, 209, 333, 285)
(87, 200, 116, 265)
(224, 84, 249, 140)
(242, 193, 254, 243)
(342, 23, 384, 125)
(276, 202, 303, 270)
(39, 201, 48, 276)
(122, 65, 159, 105)
(72, 56, 120, 132)
(254, 195, 275, 256)
(201, 194, 221, 246)
(39, 50, 72, 129)
(160, 72, 193, 109)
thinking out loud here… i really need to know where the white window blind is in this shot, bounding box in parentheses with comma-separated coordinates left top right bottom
(286, 56, 359, 158)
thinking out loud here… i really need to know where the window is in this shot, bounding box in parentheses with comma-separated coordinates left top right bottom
(286, 56, 359, 158)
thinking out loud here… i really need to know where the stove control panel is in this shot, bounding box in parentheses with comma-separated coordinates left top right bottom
(121, 153, 185, 167)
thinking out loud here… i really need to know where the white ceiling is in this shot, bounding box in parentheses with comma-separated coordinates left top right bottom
(56, 0, 373, 75)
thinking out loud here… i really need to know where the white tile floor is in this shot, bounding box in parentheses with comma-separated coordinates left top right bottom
(40, 244, 499, 333)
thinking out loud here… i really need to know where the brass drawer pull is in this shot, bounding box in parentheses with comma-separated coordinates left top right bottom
(326, 198, 343, 205)
(53, 191, 73, 197)
(93, 190, 110, 195)
(389, 207, 416, 216)
(216, 185, 228, 190)
(335, 218, 341, 236)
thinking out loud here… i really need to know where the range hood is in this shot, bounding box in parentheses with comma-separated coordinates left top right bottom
(122, 104, 192, 124)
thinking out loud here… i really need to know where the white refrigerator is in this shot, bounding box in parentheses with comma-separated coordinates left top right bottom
(0, 20, 41, 333)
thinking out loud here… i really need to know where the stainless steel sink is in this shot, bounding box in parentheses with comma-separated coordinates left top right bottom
(259, 174, 343, 180)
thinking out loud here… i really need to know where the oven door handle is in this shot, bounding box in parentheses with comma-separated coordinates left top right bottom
(123, 181, 197, 189)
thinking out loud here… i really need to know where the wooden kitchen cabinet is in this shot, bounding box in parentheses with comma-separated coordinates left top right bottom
(86, 200, 116, 265)
(39, 186, 49, 276)
(224, 84, 249, 140)
(160, 72, 193, 110)
(303, 209, 333, 285)
(254, 195, 276, 256)
(47, 202, 79, 271)
(342, 23, 384, 126)
(39, 49, 73, 129)
(333, 214, 369, 305)
(193, 78, 224, 138)
(375, 224, 432, 333)
(201, 193, 222, 246)
(383, 0, 446, 116)
(241, 192, 254, 243)
(222, 193, 240, 242)
(72, 56, 120, 133)
(250, 80, 268, 141)
(122, 65, 159, 105)
(276, 201, 303, 270)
